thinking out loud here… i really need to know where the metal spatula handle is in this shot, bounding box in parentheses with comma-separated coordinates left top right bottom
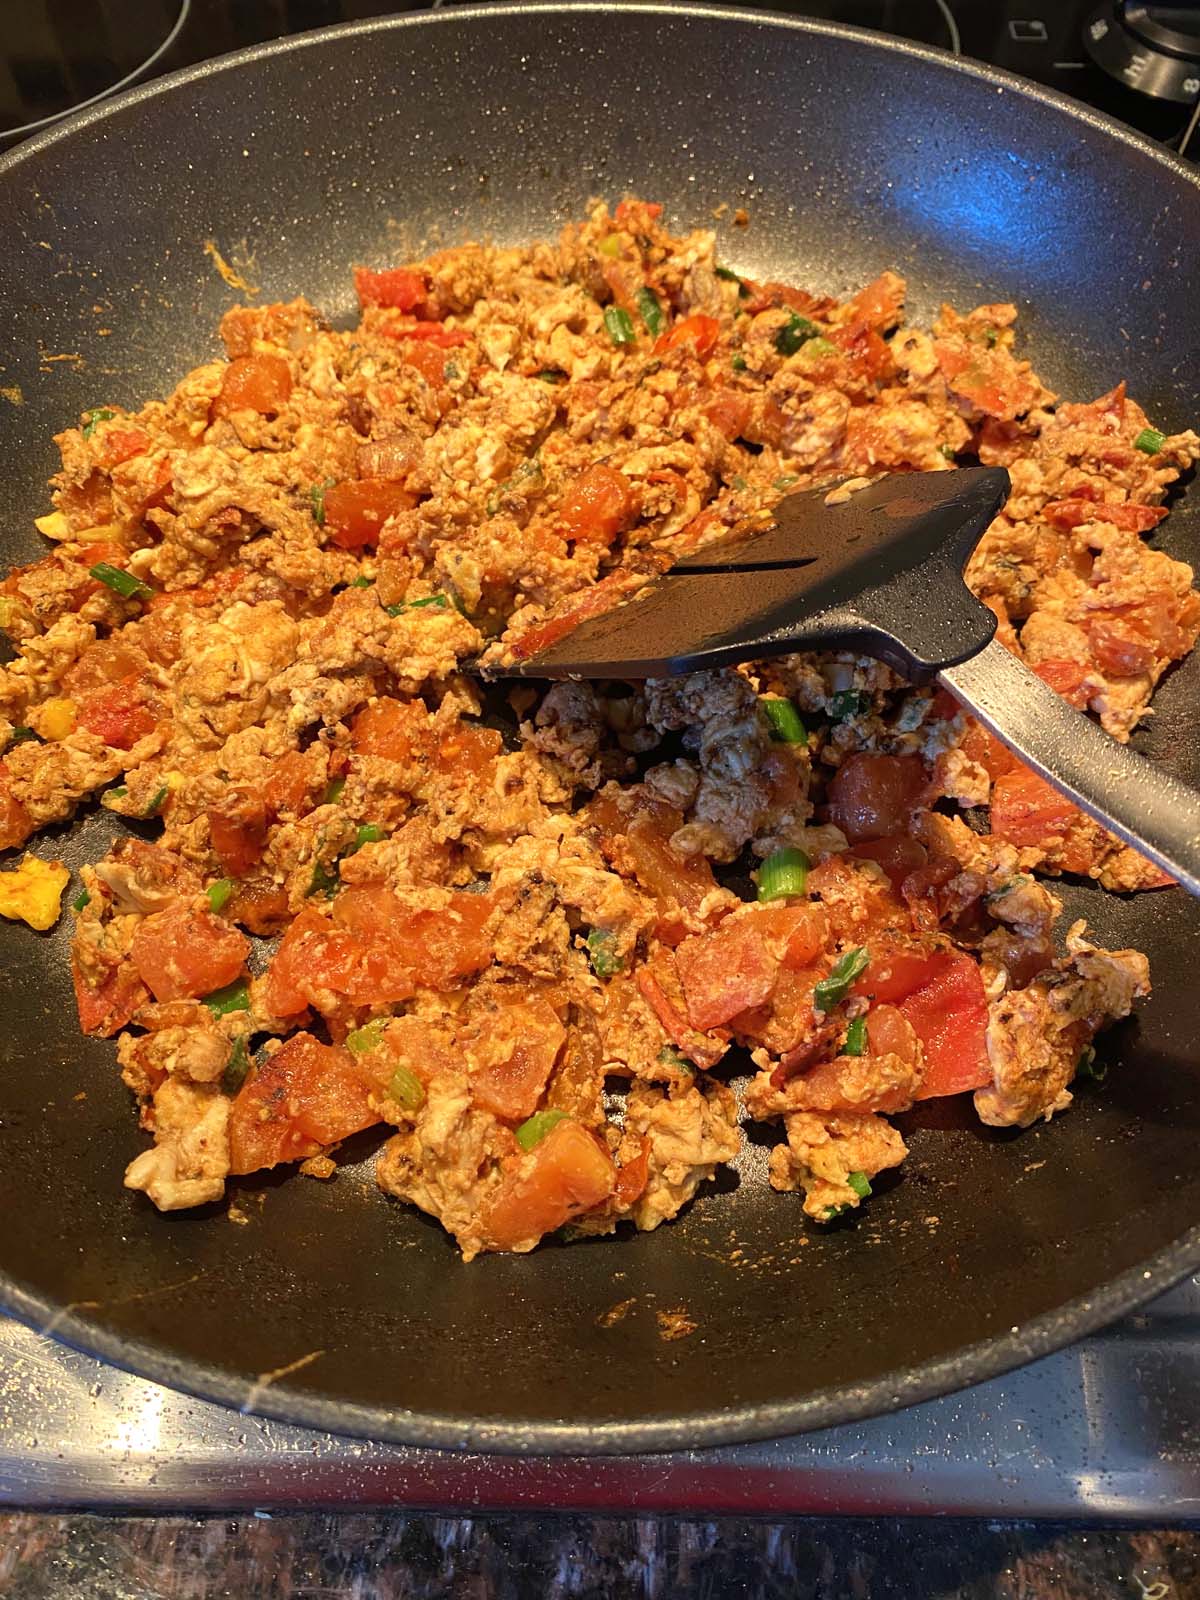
(940, 640, 1200, 896)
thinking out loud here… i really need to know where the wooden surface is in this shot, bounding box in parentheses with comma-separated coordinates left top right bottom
(0, 1516, 1195, 1598)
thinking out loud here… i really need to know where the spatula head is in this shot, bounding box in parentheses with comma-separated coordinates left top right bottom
(491, 466, 1010, 682)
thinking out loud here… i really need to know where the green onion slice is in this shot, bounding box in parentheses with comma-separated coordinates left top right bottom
(843, 1016, 867, 1057)
(347, 1019, 387, 1056)
(814, 946, 869, 1012)
(1075, 1045, 1107, 1083)
(81, 408, 116, 439)
(1134, 427, 1166, 455)
(323, 775, 346, 805)
(761, 698, 807, 744)
(387, 1064, 425, 1111)
(352, 822, 384, 852)
(731, 354, 748, 372)
(205, 978, 250, 1017)
(223, 1036, 252, 1095)
(586, 927, 624, 979)
(515, 1109, 569, 1151)
(635, 286, 665, 339)
(310, 478, 336, 526)
(714, 266, 749, 298)
(847, 1170, 872, 1198)
(536, 368, 568, 385)
(757, 847, 810, 903)
(829, 688, 870, 722)
(72, 888, 90, 912)
(603, 306, 636, 347)
(9, 726, 38, 745)
(90, 562, 151, 601)
(349, 575, 374, 589)
(143, 785, 169, 817)
(657, 1045, 695, 1074)
(206, 877, 236, 913)
(774, 313, 819, 356)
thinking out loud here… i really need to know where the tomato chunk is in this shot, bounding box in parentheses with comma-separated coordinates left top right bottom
(208, 792, 268, 877)
(675, 917, 778, 1031)
(855, 938, 989, 1097)
(213, 353, 293, 418)
(229, 1033, 379, 1174)
(1032, 658, 1091, 707)
(323, 479, 416, 550)
(353, 266, 426, 311)
(655, 314, 720, 359)
(828, 754, 926, 842)
(482, 1119, 616, 1251)
(848, 834, 928, 890)
(557, 464, 636, 547)
(990, 767, 1080, 852)
(71, 957, 148, 1038)
(0, 764, 33, 851)
(1042, 498, 1166, 533)
(469, 999, 566, 1121)
(130, 904, 250, 1002)
(76, 679, 156, 750)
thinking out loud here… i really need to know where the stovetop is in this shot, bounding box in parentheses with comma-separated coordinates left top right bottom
(2, 0, 1199, 1517)
(6, 1278, 1200, 1515)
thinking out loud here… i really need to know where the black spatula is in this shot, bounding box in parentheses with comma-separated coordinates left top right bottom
(488, 468, 1200, 896)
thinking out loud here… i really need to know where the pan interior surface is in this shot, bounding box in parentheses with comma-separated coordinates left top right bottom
(0, 7, 1198, 1454)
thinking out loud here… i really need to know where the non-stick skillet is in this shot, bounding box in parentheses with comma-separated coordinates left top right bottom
(0, 5, 1198, 1457)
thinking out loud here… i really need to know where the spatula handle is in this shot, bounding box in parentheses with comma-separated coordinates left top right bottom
(938, 639, 1200, 898)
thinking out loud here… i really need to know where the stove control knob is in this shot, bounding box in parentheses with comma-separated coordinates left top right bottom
(1084, 3, 1200, 102)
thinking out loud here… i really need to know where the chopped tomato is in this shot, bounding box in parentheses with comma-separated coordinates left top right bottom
(350, 697, 427, 762)
(990, 767, 1082, 854)
(749, 902, 830, 970)
(1087, 618, 1156, 678)
(94, 426, 150, 468)
(855, 938, 990, 1098)
(75, 679, 156, 750)
(784, 1050, 915, 1114)
(1042, 498, 1166, 533)
(830, 320, 893, 383)
(434, 721, 503, 779)
(212, 353, 293, 418)
(263, 750, 323, 818)
(827, 754, 926, 842)
(614, 198, 662, 227)
(130, 904, 250, 1003)
(865, 1003, 920, 1063)
(229, 1032, 379, 1174)
(806, 854, 910, 939)
(225, 880, 290, 936)
(207, 792, 268, 877)
(71, 957, 148, 1037)
(588, 790, 717, 929)
(64, 640, 146, 694)
(332, 884, 493, 991)
(614, 1138, 650, 1210)
(1033, 657, 1091, 707)
(655, 314, 720, 360)
(847, 272, 905, 332)
(401, 340, 450, 386)
(703, 388, 754, 441)
(353, 265, 426, 312)
(675, 917, 778, 1031)
(0, 764, 33, 851)
(323, 479, 416, 550)
(469, 999, 566, 1121)
(481, 1119, 615, 1251)
(934, 340, 1042, 420)
(557, 464, 635, 547)
(510, 571, 642, 661)
(634, 959, 729, 1070)
(959, 718, 1018, 781)
(848, 834, 928, 890)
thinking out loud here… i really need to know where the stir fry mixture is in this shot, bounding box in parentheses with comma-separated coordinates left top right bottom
(2, 198, 1196, 1258)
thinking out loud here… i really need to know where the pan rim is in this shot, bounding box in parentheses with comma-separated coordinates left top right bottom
(1, 2, 1199, 1456)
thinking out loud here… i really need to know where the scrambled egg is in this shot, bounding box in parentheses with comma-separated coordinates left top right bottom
(0, 853, 69, 931)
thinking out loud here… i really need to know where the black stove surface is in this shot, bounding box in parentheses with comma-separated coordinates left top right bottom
(3, 1, 1199, 151)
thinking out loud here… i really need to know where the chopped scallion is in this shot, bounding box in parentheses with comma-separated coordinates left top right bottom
(72, 888, 90, 912)
(143, 785, 169, 817)
(387, 1064, 425, 1111)
(204, 978, 250, 1017)
(308, 858, 338, 897)
(814, 946, 869, 1012)
(349, 575, 374, 588)
(847, 1170, 872, 1198)
(323, 776, 345, 805)
(8, 726, 38, 744)
(761, 698, 806, 744)
(635, 286, 665, 339)
(1075, 1045, 1107, 1083)
(983, 326, 999, 348)
(310, 478, 336, 526)
(843, 1016, 867, 1057)
(352, 822, 384, 852)
(81, 407, 116, 440)
(90, 562, 151, 601)
(939, 443, 958, 461)
(537, 368, 568, 385)
(515, 1109, 568, 1151)
(773, 474, 799, 492)
(657, 1045, 695, 1074)
(1134, 427, 1166, 455)
(731, 354, 748, 372)
(829, 688, 870, 722)
(603, 306, 636, 347)
(347, 1019, 386, 1056)
(774, 313, 819, 356)
(586, 927, 624, 979)
(756, 846, 810, 903)
(223, 1036, 252, 1095)
(714, 265, 749, 298)
(206, 877, 235, 913)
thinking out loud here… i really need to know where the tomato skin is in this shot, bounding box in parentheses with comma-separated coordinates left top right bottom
(675, 917, 778, 1031)
(848, 834, 928, 890)
(228, 1033, 378, 1174)
(469, 999, 566, 1121)
(481, 1119, 616, 1251)
(828, 754, 926, 843)
(130, 904, 250, 1003)
(1042, 498, 1166, 533)
(655, 314, 720, 360)
(1033, 658, 1091, 707)
(75, 679, 156, 750)
(212, 354, 293, 418)
(510, 571, 642, 661)
(323, 480, 416, 550)
(71, 956, 148, 1037)
(557, 464, 635, 547)
(379, 318, 469, 347)
(353, 266, 426, 311)
(855, 938, 990, 1097)
(990, 767, 1080, 852)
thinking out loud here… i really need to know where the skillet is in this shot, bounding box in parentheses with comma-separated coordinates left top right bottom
(0, 5, 1198, 1456)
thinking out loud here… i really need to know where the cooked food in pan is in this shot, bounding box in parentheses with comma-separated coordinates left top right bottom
(2, 198, 1195, 1257)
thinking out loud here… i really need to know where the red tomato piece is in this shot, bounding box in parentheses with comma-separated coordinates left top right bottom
(614, 1138, 651, 1210)
(655, 314, 720, 360)
(469, 999, 566, 1121)
(212, 354, 293, 418)
(557, 464, 636, 547)
(675, 918, 778, 1031)
(75, 679, 156, 750)
(71, 957, 148, 1038)
(323, 480, 416, 550)
(510, 571, 641, 661)
(481, 1119, 616, 1251)
(353, 265, 426, 311)
(990, 767, 1080, 852)
(1041, 498, 1166, 533)
(902, 952, 990, 1099)
(613, 199, 662, 227)
(333, 884, 493, 991)
(94, 426, 150, 468)
(1032, 658, 1091, 707)
(703, 388, 754, 440)
(749, 902, 830, 970)
(1087, 619, 1157, 678)
(208, 793, 268, 878)
(0, 764, 33, 851)
(350, 697, 428, 763)
(806, 854, 910, 940)
(130, 904, 250, 1003)
(401, 341, 450, 386)
(827, 754, 927, 843)
(263, 750, 322, 818)
(848, 835, 929, 890)
(228, 1033, 379, 1174)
